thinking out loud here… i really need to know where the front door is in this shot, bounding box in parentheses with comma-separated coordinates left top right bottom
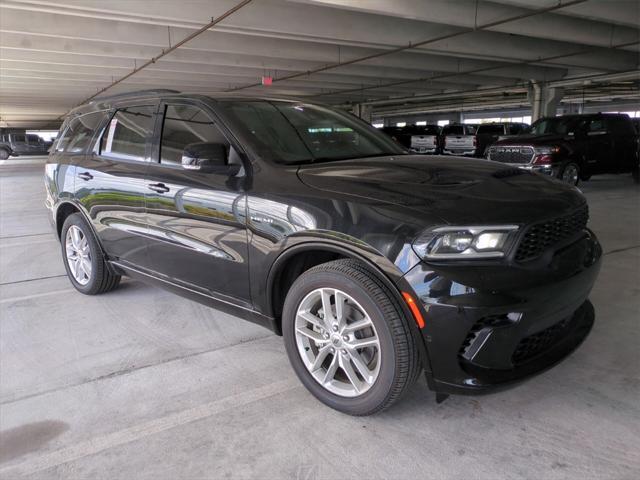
(144, 101, 251, 306)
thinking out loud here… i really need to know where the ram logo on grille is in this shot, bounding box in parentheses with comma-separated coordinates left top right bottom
(489, 145, 534, 164)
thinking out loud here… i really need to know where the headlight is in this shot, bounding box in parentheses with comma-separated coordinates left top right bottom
(413, 225, 519, 260)
(533, 146, 560, 155)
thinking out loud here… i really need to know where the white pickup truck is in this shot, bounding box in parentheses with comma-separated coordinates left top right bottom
(441, 124, 477, 156)
(408, 125, 440, 154)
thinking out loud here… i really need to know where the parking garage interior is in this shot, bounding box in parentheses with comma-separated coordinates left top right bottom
(1, 1, 639, 478)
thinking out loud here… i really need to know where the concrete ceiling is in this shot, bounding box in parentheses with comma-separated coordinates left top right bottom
(0, 0, 638, 128)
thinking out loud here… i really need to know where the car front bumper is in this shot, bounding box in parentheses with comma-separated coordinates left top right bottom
(502, 163, 556, 176)
(403, 229, 602, 395)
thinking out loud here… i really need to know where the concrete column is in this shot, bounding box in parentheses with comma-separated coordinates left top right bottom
(529, 82, 564, 121)
(352, 103, 373, 124)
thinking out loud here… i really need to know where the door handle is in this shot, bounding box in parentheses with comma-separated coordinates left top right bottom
(77, 172, 93, 181)
(147, 183, 170, 193)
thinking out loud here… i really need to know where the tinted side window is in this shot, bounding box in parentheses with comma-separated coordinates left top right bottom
(101, 106, 155, 161)
(64, 112, 110, 153)
(605, 117, 635, 135)
(588, 118, 606, 132)
(160, 104, 229, 165)
(13, 134, 26, 143)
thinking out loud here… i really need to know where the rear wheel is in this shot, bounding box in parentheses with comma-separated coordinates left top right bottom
(0, 148, 10, 160)
(282, 259, 420, 415)
(61, 213, 121, 295)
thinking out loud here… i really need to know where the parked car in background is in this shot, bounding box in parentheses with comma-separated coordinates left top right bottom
(46, 90, 602, 415)
(440, 123, 477, 156)
(476, 122, 529, 157)
(486, 113, 639, 185)
(408, 124, 440, 153)
(380, 126, 410, 148)
(0, 131, 51, 159)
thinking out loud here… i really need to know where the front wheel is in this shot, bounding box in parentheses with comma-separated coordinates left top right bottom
(558, 162, 580, 186)
(0, 149, 10, 160)
(282, 259, 420, 416)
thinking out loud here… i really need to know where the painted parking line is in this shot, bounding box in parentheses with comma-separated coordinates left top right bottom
(0, 238, 58, 248)
(0, 379, 299, 477)
(0, 288, 75, 304)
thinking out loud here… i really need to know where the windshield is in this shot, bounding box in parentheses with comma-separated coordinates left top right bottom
(530, 117, 587, 135)
(219, 100, 404, 164)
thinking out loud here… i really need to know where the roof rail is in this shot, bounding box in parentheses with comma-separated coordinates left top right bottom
(89, 89, 181, 103)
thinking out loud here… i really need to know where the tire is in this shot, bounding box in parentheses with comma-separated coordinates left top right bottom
(60, 213, 121, 295)
(282, 259, 420, 416)
(558, 162, 580, 186)
(0, 148, 10, 160)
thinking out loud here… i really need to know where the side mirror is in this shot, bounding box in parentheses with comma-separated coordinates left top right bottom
(182, 142, 237, 174)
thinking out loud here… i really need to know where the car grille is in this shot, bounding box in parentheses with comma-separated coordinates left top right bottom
(514, 204, 589, 262)
(488, 146, 534, 164)
(512, 316, 571, 365)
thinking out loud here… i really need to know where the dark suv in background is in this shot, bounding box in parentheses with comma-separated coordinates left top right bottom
(487, 113, 639, 184)
(0, 131, 51, 159)
(475, 122, 529, 157)
(46, 90, 602, 415)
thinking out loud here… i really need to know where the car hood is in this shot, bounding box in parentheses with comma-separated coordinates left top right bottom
(493, 133, 571, 146)
(297, 155, 585, 225)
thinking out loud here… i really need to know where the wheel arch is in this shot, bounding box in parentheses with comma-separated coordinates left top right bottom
(267, 242, 414, 330)
(54, 201, 82, 239)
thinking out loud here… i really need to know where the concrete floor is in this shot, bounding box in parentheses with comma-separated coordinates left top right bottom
(1, 159, 639, 479)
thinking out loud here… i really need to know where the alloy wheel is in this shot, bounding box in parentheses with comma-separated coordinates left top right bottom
(561, 164, 579, 185)
(65, 225, 92, 285)
(294, 287, 381, 397)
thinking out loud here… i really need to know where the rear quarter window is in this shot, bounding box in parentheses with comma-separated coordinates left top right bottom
(57, 111, 110, 153)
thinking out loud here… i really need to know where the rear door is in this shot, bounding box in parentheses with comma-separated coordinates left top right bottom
(604, 116, 638, 172)
(75, 104, 157, 269)
(144, 100, 251, 305)
(585, 117, 612, 174)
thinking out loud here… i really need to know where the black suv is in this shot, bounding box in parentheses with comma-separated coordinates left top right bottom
(0, 131, 51, 159)
(486, 113, 639, 185)
(46, 91, 602, 415)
